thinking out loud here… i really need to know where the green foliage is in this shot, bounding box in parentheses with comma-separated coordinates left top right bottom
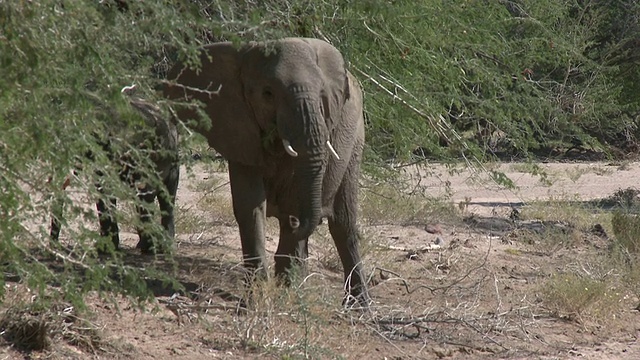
(314, 0, 639, 162)
(0, 1, 205, 306)
(1, 0, 639, 310)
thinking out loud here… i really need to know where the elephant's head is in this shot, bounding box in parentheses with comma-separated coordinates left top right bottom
(164, 38, 350, 240)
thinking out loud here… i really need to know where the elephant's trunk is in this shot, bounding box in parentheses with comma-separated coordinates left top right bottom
(280, 89, 327, 240)
(293, 156, 324, 240)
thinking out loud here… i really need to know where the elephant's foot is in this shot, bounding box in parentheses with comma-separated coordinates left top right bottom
(342, 268, 372, 310)
(241, 261, 269, 285)
(274, 235, 309, 286)
(237, 264, 270, 311)
(136, 233, 171, 255)
(136, 239, 154, 254)
(343, 285, 372, 310)
(95, 235, 120, 256)
(274, 256, 307, 287)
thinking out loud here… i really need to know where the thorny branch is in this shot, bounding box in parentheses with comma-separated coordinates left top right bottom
(161, 78, 223, 98)
(373, 235, 493, 296)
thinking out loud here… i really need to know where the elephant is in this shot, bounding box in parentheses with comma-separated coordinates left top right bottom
(163, 38, 371, 306)
(50, 97, 180, 254)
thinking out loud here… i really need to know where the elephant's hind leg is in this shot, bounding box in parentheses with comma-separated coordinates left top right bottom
(158, 164, 180, 240)
(96, 195, 120, 252)
(274, 217, 309, 284)
(328, 164, 370, 307)
(49, 174, 73, 245)
(50, 194, 64, 244)
(135, 185, 160, 254)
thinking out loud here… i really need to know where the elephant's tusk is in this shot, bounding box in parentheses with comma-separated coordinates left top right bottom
(282, 139, 298, 157)
(121, 84, 136, 93)
(326, 141, 340, 161)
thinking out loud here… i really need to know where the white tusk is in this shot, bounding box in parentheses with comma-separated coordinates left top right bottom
(120, 84, 136, 93)
(282, 139, 298, 157)
(326, 141, 340, 161)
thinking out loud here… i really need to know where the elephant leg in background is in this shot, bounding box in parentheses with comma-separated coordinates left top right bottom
(274, 217, 309, 283)
(135, 184, 159, 253)
(328, 162, 371, 306)
(158, 164, 180, 240)
(49, 205, 62, 244)
(49, 174, 74, 244)
(135, 163, 180, 254)
(96, 191, 120, 251)
(49, 192, 65, 244)
(228, 161, 268, 279)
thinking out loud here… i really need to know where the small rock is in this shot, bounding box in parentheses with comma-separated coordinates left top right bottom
(425, 224, 443, 235)
(590, 223, 608, 238)
(432, 346, 452, 358)
(510, 207, 521, 220)
(405, 250, 420, 261)
(433, 236, 445, 246)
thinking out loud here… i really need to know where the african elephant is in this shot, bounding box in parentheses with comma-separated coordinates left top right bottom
(50, 97, 180, 254)
(164, 38, 370, 306)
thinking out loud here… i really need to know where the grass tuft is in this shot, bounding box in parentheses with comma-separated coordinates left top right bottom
(359, 180, 459, 226)
(0, 301, 104, 353)
(541, 272, 623, 324)
(612, 211, 640, 254)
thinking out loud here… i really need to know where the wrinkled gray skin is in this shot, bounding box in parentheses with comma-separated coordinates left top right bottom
(50, 98, 180, 254)
(164, 38, 370, 306)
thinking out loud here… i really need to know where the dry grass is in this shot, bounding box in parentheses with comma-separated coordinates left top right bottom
(7, 163, 640, 358)
(521, 197, 612, 233)
(0, 299, 105, 354)
(564, 165, 613, 182)
(505, 196, 637, 331)
(359, 179, 460, 226)
(157, 270, 356, 359)
(540, 272, 625, 324)
(612, 211, 640, 254)
(187, 174, 235, 225)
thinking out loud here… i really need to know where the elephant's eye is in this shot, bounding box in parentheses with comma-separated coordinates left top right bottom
(262, 88, 274, 102)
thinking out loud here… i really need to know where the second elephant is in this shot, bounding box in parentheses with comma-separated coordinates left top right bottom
(164, 38, 370, 306)
(50, 97, 180, 254)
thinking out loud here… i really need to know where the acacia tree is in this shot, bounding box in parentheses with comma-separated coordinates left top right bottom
(276, 0, 638, 163)
(0, 0, 325, 305)
(0, 1, 217, 304)
(1, 0, 638, 305)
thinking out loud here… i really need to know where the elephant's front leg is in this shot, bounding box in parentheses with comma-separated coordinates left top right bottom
(275, 217, 309, 284)
(229, 161, 268, 279)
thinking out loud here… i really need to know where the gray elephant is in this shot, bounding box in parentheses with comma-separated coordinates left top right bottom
(164, 38, 370, 306)
(50, 97, 180, 254)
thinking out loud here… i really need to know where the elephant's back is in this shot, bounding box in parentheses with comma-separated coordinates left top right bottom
(125, 98, 179, 175)
(129, 98, 178, 152)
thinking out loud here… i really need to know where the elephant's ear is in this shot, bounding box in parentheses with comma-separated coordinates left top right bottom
(303, 38, 349, 133)
(164, 42, 265, 167)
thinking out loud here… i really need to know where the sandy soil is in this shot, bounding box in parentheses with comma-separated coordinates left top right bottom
(404, 161, 640, 215)
(2, 161, 640, 359)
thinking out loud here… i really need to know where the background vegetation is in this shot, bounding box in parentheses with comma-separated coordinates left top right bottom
(1, 0, 639, 314)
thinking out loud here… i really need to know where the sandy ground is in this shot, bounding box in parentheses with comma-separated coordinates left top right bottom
(2, 161, 640, 359)
(405, 161, 639, 215)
